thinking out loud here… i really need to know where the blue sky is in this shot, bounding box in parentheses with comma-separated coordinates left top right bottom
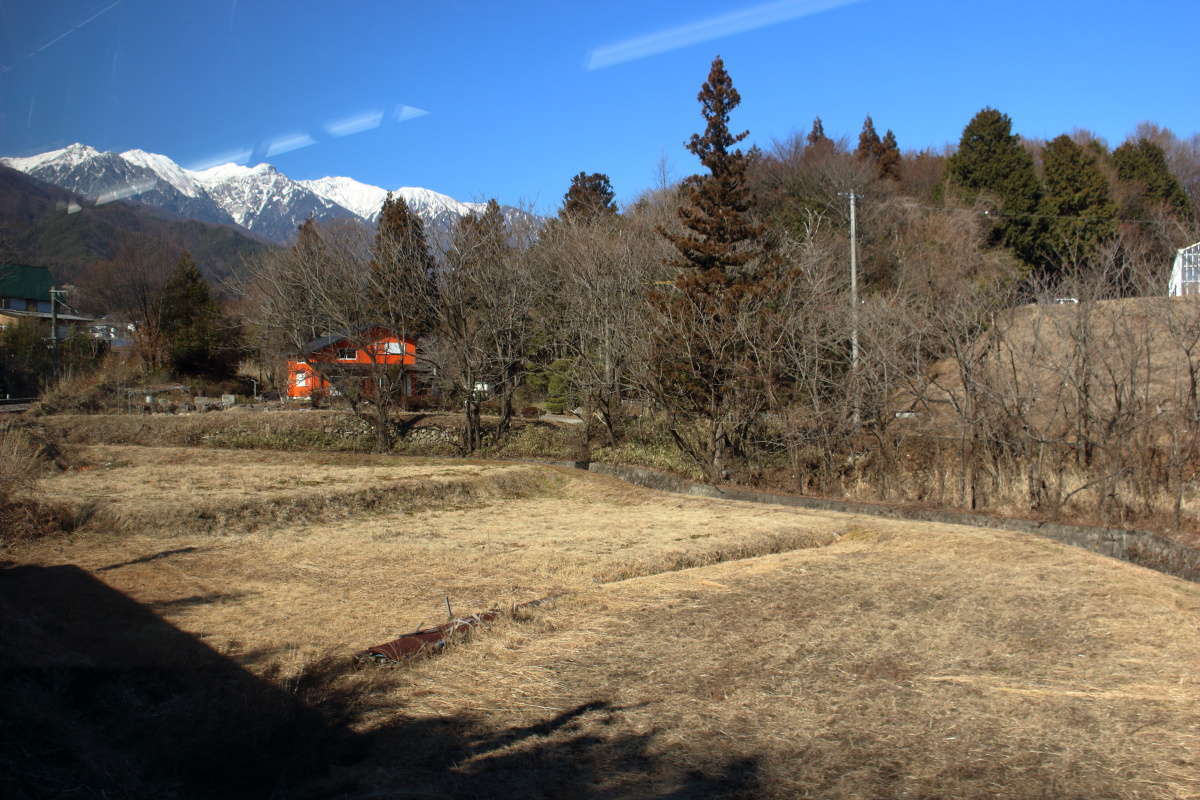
(1, 0, 1197, 214)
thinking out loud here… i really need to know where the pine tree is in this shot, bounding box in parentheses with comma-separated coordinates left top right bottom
(878, 129, 901, 180)
(948, 107, 1043, 265)
(1112, 138, 1191, 220)
(856, 115, 883, 162)
(649, 56, 773, 482)
(369, 192, 436, 337)
(806, 117, 829, 148)
(559, 172, 617, 221)
(160, 253, 240, 379)
(659, 56, 764, 291)
(1039, 135, 1117, 271)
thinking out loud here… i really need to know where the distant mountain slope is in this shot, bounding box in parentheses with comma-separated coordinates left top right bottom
(2, 144, 237, 228)
(2, 144, 541, 247)
(189, 162, 359, 243)
(0, 165, 273, 285)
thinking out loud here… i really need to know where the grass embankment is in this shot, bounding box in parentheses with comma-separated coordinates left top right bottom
(5, 445, 1199, 798)
(32, 408, 705, 475)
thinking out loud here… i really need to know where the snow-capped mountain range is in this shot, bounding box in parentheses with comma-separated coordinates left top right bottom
(1, 143, 515, 245)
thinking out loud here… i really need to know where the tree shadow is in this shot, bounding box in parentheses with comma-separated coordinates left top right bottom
(394, 413, 431, 438)
(96, 546, 203, 572)
(0, 564, 761, 799)
(145, 591, 251, 612)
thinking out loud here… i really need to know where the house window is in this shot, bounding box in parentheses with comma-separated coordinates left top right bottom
(337, 348, 357, 360)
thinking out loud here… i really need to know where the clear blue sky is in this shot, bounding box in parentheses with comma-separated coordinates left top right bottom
(2, 0, 1197, 214)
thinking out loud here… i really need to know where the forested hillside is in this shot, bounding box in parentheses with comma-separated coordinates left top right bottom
(0, 165, 273, 286)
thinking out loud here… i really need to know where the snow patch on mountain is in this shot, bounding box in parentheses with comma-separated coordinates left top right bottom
(0, 143, 100, 172)
(120, 149, 205, 197)
(300, 176, 390, 221)
(394, 186, 487, 219)
(189, 161, 270, 187)
(300, 178, 487, 223)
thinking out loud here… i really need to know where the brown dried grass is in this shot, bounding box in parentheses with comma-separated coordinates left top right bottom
(33, 445, 560, 535)
(10, 446, 1200, 798)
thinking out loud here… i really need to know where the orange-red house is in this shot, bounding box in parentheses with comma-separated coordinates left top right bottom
(286, 327, 416, 399)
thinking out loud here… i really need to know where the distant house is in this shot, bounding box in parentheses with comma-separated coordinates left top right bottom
(1168, 241, 1200, 297)
(0, 263, 92, 336)
(286, 327, 416, 399)
(88, 317, 137, 351)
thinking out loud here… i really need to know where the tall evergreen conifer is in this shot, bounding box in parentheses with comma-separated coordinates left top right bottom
(1039, 135, 1117, 271)
(559, 172, 618, 221)
(856, 116, 883, 161)
(650, 56, 773, 482)
(948, 108, 1043, 265)
(807, 117, 828, 147)
(1112, 139, 1191, 220)
(369, 192, 436, 338)
(160, 253, 240, 379)
(659, 56, 764, 292)
(878, 130, 901, 180)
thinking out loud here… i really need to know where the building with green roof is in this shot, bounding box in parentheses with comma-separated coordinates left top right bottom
(0, 264, 93, 335)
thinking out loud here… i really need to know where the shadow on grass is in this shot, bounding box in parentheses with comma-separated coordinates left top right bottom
(0, 565, 761, 799)
(96, 546, 202, 572)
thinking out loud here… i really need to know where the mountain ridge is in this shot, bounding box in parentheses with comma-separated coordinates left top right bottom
(0, 164, 272, 286)
(1, 144, 531, 246)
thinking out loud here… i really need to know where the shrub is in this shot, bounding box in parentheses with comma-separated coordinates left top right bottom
(0, 427, 43, 504)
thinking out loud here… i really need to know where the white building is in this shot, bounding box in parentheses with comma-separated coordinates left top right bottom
(1169, 241, 1200, 296)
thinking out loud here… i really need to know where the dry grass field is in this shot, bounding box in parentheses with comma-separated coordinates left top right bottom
(4, 444, 1200, 799)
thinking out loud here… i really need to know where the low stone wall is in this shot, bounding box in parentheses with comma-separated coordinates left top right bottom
(583, 462, 1200, 584)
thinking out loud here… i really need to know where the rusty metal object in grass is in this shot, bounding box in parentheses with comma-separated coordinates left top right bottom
(357, 596, 556, 665)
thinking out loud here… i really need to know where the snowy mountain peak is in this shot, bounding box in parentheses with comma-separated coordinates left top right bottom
(120, 148, 204, 197)
(1, 142, 535, 245)
(394, 186, 485, 219)
(299, 176, 389, 221)
(1, 142, 101, 172)
(190, 161, 275, 187)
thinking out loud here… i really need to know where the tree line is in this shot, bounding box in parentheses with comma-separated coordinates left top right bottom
(35, 55, 1200, 529)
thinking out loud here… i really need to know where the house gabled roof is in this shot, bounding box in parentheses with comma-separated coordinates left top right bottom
(0, 308, 94, 323)
(297, 326, 416, 357)
(0, 264, 53, 302)
(300, 333, 348, 355)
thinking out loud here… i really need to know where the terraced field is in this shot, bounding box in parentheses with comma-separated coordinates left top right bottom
(4, 445, 1199, 799)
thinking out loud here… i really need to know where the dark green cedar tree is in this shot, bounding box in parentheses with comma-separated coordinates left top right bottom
(369, 192, 436, 337)
(1039, 134, 1118, 271)
(947, 107, 1044, 266)
(159, 252, 240, 380)
(1112, 139, 1192, 220)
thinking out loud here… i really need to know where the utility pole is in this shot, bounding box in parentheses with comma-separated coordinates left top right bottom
(841, 191, 861, 426)
(847, 192, 859, 371)
(49, 286, 65, 379)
